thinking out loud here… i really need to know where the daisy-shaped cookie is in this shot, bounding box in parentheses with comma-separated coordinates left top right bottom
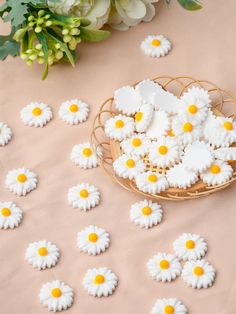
(151, 89, 181, 114)
(68, 183, 100, 211)
(147, 252, 182, 282)
(182, 141, 214, 172)
(173, 233, 207, 261)
(214, 147, 236, 161)
(114, 86, 141, 115)
(0, 122, 12, 146)
(0, 201, 23, 229)
(105, 114, 135, 141)
(141, 35, 171, 58)
(59, 99, 89, 125)
(146, 110, 170, 140)
(136, 171, 169, 194)
(20, 102, 53, 127)
(39, 280, 74, 312)
(120, 133, 151, 157)
(182, 86, 211, 107)
(151, 298, 188, 314)
(130, 199, 163, 229)
(200, 159, 233, 186)
(149, 137, 180, 168)
(77, 225, 110, 256)
(25, 240, 60, 270)
(113, 154, 146, 180)
(166, 163, 198, 189)
(82, 267, 118, 297)
(172, 115, 202, 146)
(5, 168, 38, 196)
(70, 142, 102, 169)
(182, 259, 216, 289)
(136, 79, 161, 104)
(134, 103, 153, 133)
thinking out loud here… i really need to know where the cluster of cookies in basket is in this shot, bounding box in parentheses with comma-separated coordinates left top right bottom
(104, 79, 236, 194)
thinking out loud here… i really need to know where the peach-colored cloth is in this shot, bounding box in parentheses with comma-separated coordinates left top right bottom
(0, 1, 236, 313)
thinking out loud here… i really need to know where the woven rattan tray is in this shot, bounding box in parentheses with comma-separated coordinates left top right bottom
(91, 76, 236, 200)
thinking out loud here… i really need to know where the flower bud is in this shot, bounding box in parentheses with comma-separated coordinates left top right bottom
(55, 43, 61, 50)
(35, 26, 42, 33)
(29, 54, 37, 61)
(63, 35, 71, 43)
(37, 57, 45, 64)
(70, 28, 80, 36)
(45, 20, 52, 27)
(35, 43, 43, 50)
(38, 10, 45, 17)
(28, 16, 34, 22)
(62, 28, 69, 35)
(55, 51, 63, 60)
(27, 60, 33, 66)
(21, 53, 28, 60)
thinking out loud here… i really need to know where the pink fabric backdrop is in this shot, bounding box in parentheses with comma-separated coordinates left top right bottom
(0, 0, 236, 313)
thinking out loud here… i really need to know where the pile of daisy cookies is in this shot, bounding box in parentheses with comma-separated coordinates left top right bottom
(104, 79, 236, 196)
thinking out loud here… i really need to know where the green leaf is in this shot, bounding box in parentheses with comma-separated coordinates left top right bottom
(41, 62, 49, 80)
(0, 40, 20, 60)
(36, 31, 49, 59)
(177, 0, 202, 10)
(80, 27, 110, 42)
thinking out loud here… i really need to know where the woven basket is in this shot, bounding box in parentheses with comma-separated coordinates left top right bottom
(91, 76, 236, 200)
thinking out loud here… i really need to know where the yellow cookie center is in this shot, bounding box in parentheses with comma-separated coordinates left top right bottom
(115, 120, 124, 128)
(183, 122, 193, 132)
(158, 145, 168, 155)
(188, 104, 198, 114)
(223, 121, 233, 131)
(135, 112, 143, 122)
(167, 129, 175, 137)
(164, 305, 175, 314)
(148, 174, 158, 182)
(185, 240, 195, 249)
(51, 288, 62, 298)
(38, 247, 48, 256)
(32, 107, 42, 116)
(141, 206, 152, 216)
(159, 259, 170, 269)
(94, 274, 105, 285)
(88, 233, 98, 243)
(82, 148, 92, 158)
(17, 173, 27, 183)
(193, 266, 204, 276)
(1, 207, 11, 217)
(152, 39, 161, 46)
(80, 189, 89, 198)
(69, 104, 79, 112)
(210, 165, 221, 174)
(132, 138, 142, 147)
(126, 159, 135, 168)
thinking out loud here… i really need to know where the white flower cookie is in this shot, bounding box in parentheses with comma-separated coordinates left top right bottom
(70, 142, 102, 169)
(68, 183, 100, 211)
(151, 298, 188, 314)
(147, 252, 182, 282)
(200, 159, 233, 186)
(134, 103, 153, 133)
(151, 88, 181, 114)
(214, 147, 236, 161)
(21, 102, 53, 127)
(166, 163, 198, 189)
(25, 240, 60, 270)
(39, 280, 74, 312)
(0, 201, 23, 229)
(77, 225, 110, 256)
(182, 259, 216, 289)
(113, 154, 146, 180)
(83, 267, 118, 297)
(136, 171, 169, 195)
(141, 35, 171, 58)
(173, 233, 207, 261)
(172, 116, 202, 146)
(114, 86, 141, 115)
(5, 168, 38, 196)
(59, 99, 89, 125)
(105, 114, 135, 141)
(136, 79, 161, 104)
(146, 110, 170, 140)
(120, 133, 151, 157)
(0, 122, 12, 146)
(130, 199, 163, 229)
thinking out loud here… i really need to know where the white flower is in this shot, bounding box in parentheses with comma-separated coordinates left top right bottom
(141, 35, 171, 58)
(0, 122, 12, 146)
(39, 280, 74, 312)
(173, 233, 207, 261)
(166, 163, 198, 189)
(130, 199, 163, 229)
(48, 0, 93, 16)
(82, 267, 118, 297)
(68, 182, 100, 211)
(20, 102, 53, 127)
(120, 133, 151, 157)
(147, 252, 182, 282)
(135, 171, 169, 194)
(105, 114, 135, 141)
(25, 240, 60, 270)
(70, 142, 102, 169)
(114, 85, 142, 115)
(113, 154, 146, 180)
(182, 259, 216, 289)
(146, 110, 170, 140)
(77, 225, 110, 256)
(134, 103, 154, 133)
(5, 168, 38, 196)
(83, 0, 111, 29)
(151, 298, 188, 314)
(0, 201, 23, 229)
(200, 159, 233, 186)
(59, 99, 89, 125)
